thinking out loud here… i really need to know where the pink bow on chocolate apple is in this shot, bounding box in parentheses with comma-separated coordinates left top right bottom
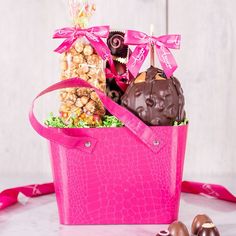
(53, 25, 111, 61)
(124, 30, 181, 78)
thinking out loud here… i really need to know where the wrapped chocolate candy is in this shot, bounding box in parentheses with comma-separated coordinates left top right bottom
(121, 66, 185, 126)
(107, 31, 130, 58)
(105, 31, 132, 104)
(53, 0, 109, 126)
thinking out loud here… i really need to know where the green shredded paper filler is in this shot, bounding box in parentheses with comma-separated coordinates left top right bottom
(45, 113, 188, 128)
(44, 113, 123, 128)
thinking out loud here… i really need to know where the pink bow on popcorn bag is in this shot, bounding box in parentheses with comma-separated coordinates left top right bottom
(124, 30, 181, 78)
(53, 25, 111, 61)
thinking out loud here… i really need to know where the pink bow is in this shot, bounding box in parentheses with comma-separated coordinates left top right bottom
(53, 25, 111, 60)
(105, 68, 129, 92)
(124, 30, 181, 78)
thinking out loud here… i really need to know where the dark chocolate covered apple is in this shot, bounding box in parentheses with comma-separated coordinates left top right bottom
(121, 66, 185, 126)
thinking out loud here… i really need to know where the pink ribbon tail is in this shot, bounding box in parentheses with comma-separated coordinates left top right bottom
(182, 181, 236, 203)
(0, 183, 54, 210)
(54, 37, 78, 54)
(156, 46, 177, 78)
(86, 33, 111, 61)
(1, 180, 236, 211)
(126, 45, 149, 78)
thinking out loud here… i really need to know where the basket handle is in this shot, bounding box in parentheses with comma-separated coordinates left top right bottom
(29, 78, 165, 153)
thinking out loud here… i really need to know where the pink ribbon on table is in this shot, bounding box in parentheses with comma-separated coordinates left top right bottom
(182, 181, 236, 203)
(0, 181, 236, 211)
(53, 25, 111, 61)
(105, 68, 129, 92)
(124, 30, 181, 78)
(0, 183, 54, 210)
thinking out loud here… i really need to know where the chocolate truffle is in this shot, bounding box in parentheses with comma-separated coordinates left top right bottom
(156, 229, 171, 236)
(191, 214, 213, 235)
(107, 31, 129, 58)
(197, 223, 220, 236)
(121, 66, 185, 126)
(168, 221, 189, 236)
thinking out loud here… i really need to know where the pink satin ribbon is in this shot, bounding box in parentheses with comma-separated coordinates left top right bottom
(0, 183, 54, 210)
(105, 68, 129, 92)
(53, 25, 111, 61)
(182, 181, 236, 203)
(0, 181, 235, 211)
(124, 30, 180, 78)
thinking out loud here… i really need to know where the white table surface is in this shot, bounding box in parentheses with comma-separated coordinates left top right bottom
(1, 176, 236, 236)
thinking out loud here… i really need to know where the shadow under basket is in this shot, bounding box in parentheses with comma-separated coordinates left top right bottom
(29, 78, 188, 225)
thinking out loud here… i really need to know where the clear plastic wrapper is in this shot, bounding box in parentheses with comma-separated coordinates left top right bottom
(58, 0, 106, 126)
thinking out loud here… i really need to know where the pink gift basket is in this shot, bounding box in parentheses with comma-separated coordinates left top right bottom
(30, 78, 188, 225)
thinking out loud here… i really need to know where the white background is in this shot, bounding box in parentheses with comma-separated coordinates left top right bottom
(0, 0, 235, 188)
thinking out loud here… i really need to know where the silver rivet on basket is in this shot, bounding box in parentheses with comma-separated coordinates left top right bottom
(84, 141, 91, 148)
(153, 140, 159, 146)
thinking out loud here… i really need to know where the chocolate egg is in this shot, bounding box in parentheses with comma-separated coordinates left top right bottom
(191, 214, 213, 235)
(156, 229, 171, 236)
(107, 31, 129, 58)
(197, 223, 220, 236)
(121, 66, 185, 126)
(168, 221, 189, 236)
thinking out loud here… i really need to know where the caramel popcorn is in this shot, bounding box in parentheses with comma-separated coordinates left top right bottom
(60, 39, 105, 90)
(83, 45, 93, 56)
(59, 38, 106, 125)
(74, 42, 84, 53)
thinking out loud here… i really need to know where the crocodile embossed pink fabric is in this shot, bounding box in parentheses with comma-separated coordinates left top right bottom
(50, 125, 188, 224)
(29, 78, 188, 225)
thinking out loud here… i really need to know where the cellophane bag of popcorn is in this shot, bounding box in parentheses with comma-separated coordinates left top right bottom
(55, 0, 106, 127)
